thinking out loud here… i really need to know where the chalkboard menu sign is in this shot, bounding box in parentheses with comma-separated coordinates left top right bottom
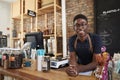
(94, 0, 120, 56)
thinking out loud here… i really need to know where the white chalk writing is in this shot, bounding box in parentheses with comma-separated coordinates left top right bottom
(99, 30, 112, 46)
(102, 8, 120, 15)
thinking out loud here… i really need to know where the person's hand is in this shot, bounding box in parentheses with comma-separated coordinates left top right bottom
(95, 54, 104, 66)
(66, 65, 78, 77)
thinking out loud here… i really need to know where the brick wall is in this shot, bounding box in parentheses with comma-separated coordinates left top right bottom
(13, 0, 94, 41)
(66, 0, 94, 39)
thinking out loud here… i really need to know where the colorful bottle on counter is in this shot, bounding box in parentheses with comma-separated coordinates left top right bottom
(37, 49, 45, 71)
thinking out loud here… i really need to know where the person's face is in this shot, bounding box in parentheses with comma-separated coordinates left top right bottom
(73, 18, 88, 37)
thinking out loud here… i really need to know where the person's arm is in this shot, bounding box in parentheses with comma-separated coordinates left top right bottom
(66, 53, 98, 76)
(68, 36, 77, 66)
(77, 53, 98, 72)
(69, 52, 77, 65)
(66, 51, 78, 77)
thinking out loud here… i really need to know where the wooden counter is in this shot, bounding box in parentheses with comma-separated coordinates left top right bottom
(0, 67, 96, 80)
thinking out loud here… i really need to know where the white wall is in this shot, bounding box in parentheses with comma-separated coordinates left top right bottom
(0, 1, 11, 47)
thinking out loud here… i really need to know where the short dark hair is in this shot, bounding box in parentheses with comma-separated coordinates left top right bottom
(73, 14, 88, 23)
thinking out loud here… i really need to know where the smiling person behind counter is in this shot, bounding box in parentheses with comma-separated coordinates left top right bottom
(66, 14, 103, 77)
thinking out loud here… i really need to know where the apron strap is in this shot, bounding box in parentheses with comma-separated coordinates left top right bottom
(74, 34, 93, 53)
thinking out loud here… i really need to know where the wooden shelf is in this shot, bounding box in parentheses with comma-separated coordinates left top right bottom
(55, 53, 63, 56)
(11, 0, 63, 57)
(12, 37, 21, 40)
(24, 0, 36, 14)
(12, 14, 34, 20)
(12, 16, 21, 20)
(43, 34, 54, 37)
(11, 0, 21, 18)
(38, 4, 61, 15)
(23, 14, 33, 19)
(43, 34, 62, 38)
